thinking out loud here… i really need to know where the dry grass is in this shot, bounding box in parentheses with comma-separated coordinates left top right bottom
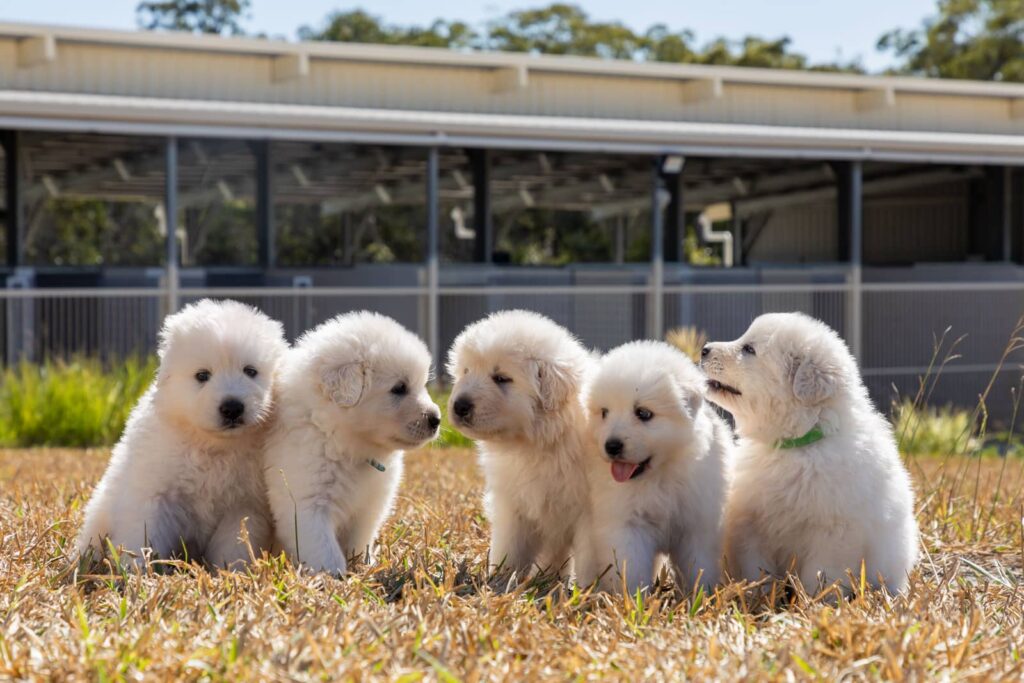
(1, 448, 1023, 680)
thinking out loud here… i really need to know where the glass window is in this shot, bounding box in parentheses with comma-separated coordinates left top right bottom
(19, 132, 165, 266)
(273, 142, 426, 266)
(177, 138, 258, 266)
(490, 151, 652, 265)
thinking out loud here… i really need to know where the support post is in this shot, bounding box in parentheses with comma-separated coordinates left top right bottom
(165, 136, 179, 315)
(469, 148, 492, 263)
(663, 170, 683, 262)
(838, 160, 863, 364)
(2, 131, 20, 267)
(1002, 166, 1012, 262)
(426, 147, 441, 383)
(649, 159, 665, 340)
(256, 140, 274, 269)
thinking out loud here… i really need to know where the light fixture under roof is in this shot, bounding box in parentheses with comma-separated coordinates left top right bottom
(661, 155, 685, 174)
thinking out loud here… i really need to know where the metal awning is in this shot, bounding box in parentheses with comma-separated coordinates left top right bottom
(2, 89, 1024, 165)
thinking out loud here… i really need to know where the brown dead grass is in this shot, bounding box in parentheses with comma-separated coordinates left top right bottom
(1, 448, 1023, 681)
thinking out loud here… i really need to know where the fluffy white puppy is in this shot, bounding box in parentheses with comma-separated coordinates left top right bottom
(264, 311, 440, 576)
(77, 299, 287, 570)
(701, 312, 918, 594)
(578, 341, 730, 595)
(446, 310, 593, 578)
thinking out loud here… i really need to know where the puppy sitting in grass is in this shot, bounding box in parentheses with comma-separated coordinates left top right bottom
(446, 310, 593, 580)
(264, 311, 440, 576)
(76, 299, 288, 571)
(702, 312, 918, 595)
(577, 341, 730, 595)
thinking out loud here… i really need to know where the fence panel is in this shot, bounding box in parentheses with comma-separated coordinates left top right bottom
(2, 281, 1022, 420)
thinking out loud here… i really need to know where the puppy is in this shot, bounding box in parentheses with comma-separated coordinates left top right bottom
(578, 341, 730, 595)
(446, 310, 593, 579)
(701, 312, 918, 594)
(264, 311, 440, 575)
(76, 299, 287, 570)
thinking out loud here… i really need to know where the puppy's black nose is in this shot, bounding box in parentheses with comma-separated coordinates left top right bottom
(701, 345, 711, 358)
(604, 438, 624, 458)
(219, 398, 245, 421)
(427, 413, 441, 430)
(452, 396, 473, 418)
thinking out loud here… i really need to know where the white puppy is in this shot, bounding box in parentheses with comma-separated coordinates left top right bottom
(77, 299, 287, 570)
(701, 312, 918, 594)
(446, 310, 593, 579)
(578, 341, 730, 595)
(264, 311, 440, 575)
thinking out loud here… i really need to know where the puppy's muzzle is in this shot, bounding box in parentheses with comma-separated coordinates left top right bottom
(219, 397, 245, 428)
(408, 410, 442, 441)
(452, 395, 473, 423)
(604, 438, 625, 459)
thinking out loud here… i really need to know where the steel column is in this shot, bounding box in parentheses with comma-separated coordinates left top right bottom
(427, 146, 441, 382)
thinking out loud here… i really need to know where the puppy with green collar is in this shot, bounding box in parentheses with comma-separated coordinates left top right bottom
(702, 313, 918, 595)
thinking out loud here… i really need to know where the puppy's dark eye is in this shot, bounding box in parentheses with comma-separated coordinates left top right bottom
(195, 370, 211, 383)
(635, 407, 653, 422)
(243, 365, 258, 378)
(600, 408, 608, 419)
(390, 381, 408, 396)
(492, 374, 512, 385)
(742, 344, 756, 356)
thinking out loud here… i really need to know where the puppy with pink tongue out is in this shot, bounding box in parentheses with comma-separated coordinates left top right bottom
(577, 341, 731, 595)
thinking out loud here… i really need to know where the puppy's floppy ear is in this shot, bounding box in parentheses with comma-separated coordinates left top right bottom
(532, 359, 576, 412)
(320, 361, 366, 407)
(679, 383, 704, 420)
(791, 353, 841, 405)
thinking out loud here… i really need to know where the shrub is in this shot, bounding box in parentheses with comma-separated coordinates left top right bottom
(0, 356, 157, 448)
(893, 399, 979, 456)
(665, 326, 707, 363)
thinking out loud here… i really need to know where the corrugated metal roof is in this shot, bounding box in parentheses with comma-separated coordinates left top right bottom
(3, 21, 1024, 100)
(1, 22, 1024, 162)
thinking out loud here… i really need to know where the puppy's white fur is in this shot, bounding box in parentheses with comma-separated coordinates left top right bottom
(702, 312, 918, 594)
(578, 341, 730, 594)
(77, 299, 287, 569)
(446, 310, 593, 578)
(264, 311, 440, 575)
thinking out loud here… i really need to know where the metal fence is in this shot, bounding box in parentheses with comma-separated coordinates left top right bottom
(2, 277, 1023, 420)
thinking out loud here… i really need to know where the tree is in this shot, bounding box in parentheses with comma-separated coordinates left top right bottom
(298, 10, 477, 49)
(878, 0, 1024, 81)
(484, 4, 646, 58)
(136, 0, 250, 36)
(297, 3, 862, 72)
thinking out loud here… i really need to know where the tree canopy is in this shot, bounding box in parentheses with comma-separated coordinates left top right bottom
(878, 0, 1024, 81)
(136, 0, 251, 36)
(297, 4, 862, 72)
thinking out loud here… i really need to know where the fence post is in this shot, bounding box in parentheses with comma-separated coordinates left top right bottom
(648, 159, 665, 340)
(426, 147, 441, 383)
(165, 136, 179, 316)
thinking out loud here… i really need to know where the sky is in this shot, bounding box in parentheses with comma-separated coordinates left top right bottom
(0, 0, 938, 72)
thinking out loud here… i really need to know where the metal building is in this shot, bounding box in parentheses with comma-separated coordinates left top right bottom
(0, 23, 1022, 415)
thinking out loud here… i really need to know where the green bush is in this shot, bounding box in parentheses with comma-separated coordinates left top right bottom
(0, 357, 157, 448)
(893, 400, 979, 456)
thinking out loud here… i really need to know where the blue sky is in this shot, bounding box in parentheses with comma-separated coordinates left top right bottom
(1, 0, 937, 71)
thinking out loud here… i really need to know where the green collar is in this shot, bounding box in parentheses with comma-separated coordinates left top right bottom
(775, 425, 825, 450)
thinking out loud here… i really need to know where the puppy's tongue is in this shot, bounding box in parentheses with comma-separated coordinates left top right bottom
(610, 461, 638, 483)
